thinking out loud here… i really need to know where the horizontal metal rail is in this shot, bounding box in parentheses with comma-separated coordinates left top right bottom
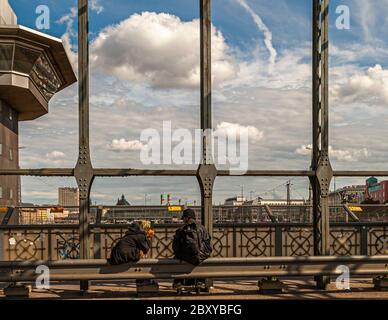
(333, 171, 388, 177)
(2, 168, 388, 177)
(11, 204, 388, 210)
(1, 221, 388, 230)
(0, 168, 315, 177)
(1, 256, 388, 282)
(0, 169, 74, 177)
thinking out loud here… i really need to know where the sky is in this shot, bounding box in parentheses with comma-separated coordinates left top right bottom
(7, 0, 388, 205)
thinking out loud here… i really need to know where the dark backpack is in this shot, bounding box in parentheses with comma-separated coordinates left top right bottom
(173, 222, 212, 266)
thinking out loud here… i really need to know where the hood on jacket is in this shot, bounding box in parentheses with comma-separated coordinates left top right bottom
(126, 222, 145, 236)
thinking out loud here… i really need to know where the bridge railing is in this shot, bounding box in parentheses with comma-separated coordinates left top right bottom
(1, 222, 388, 261)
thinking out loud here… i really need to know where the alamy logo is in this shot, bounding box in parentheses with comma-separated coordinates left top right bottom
(336, 5, 350, 30)
(138, 121, 250, 174)
(35, 265, 50, 290)
(35, 5, 50, 30)
(335, 265, 350, 291)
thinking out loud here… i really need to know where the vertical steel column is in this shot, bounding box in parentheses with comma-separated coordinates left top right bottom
(76, 0, 94, 290)
(310, 0, 332, 289)
(196, 0, 217, 236)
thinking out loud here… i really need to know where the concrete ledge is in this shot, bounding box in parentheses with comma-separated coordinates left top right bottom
(136, 280, 159, 297)
(3, 283, 31, 298)
(374, 277, 388, 291)
(258, 278, 284, 294)
(2, 256, 388, 283)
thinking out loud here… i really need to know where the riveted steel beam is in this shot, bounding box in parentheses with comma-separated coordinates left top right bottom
(197, 0, 217, 236)
(0, 169, 74, 176)
(0, 169, 317, 177)
(76, 0, 93, 292)
(333, 171, 388, 177)
(94, 169, 197, 176)
(311, 0, 331, 289)
(1, 256, 388, 282)
(5, 168, 388, 178)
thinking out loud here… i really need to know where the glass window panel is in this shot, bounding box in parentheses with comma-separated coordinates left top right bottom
(0, 44, 13, 70)
(30, 55, 61, 100)
(13, 45, 40, 74)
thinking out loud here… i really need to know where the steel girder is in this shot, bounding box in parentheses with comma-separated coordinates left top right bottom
(4, 168, 388, 177)
(76, 0, 93, 262)
(197, 0, 217, 236)
(1, 256, 388, 282)
(75, 0, 93, 291)
(310, 0, 331, 289)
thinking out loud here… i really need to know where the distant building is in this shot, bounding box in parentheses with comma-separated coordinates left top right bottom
(116, 194, 130, 206)
(365, 177, 388, 204)
(240, 197, 308, 223)
(246, 197, 306, 206)
(58, 188, 79, 208)
(224, 196, 246, 206)
(104, 195, 130, 222)
(18, 206, 50, 224)
(329, 185, 365, 206)
(221, 196, 306, 223)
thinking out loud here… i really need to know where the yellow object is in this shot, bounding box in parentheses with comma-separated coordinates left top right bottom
(348, 206, 363, 212)
(168, 206, 183, 212)
(0, 207, 8, 213)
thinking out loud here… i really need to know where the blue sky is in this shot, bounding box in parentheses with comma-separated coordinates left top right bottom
(10, 0, 368, 55)
(6, 0, 388, 205)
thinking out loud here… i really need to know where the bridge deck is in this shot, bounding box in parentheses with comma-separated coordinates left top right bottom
(1, 278, 388, 300)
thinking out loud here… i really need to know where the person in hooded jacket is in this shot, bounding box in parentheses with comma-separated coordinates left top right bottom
(172, 208, 212, 290)
(108, 222, 150, 265)
(172, 208, 212, 265)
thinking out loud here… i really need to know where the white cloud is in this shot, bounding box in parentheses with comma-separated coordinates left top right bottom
(57, 7, 77, 30)
(331, 44, 388, 64)
(329, 146, 369, 162)
(90, 12, 239, 89)
(216, 122, 264, 143)
(57, 7, 78, 70)
(91, 0, 104, 14)
(61, 32, 78, 70)
(236, 0, 277, 69)
(57, 2, 104, 70)
(359, 1, 374, 42)
(109, 139, 145, 152)
(295, 144, 312, 156)
(332, 64, 388, 105)
(46, 151, 66, 159)
(21, 150, 69, 168)
(295, 145, 369, 162)
(22, 191, 57, 199)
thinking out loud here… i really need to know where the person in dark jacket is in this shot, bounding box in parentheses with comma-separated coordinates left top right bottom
(172, 208, 212, 289)
(172, 208, 212, 265)
(108, 222, 150, 265)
